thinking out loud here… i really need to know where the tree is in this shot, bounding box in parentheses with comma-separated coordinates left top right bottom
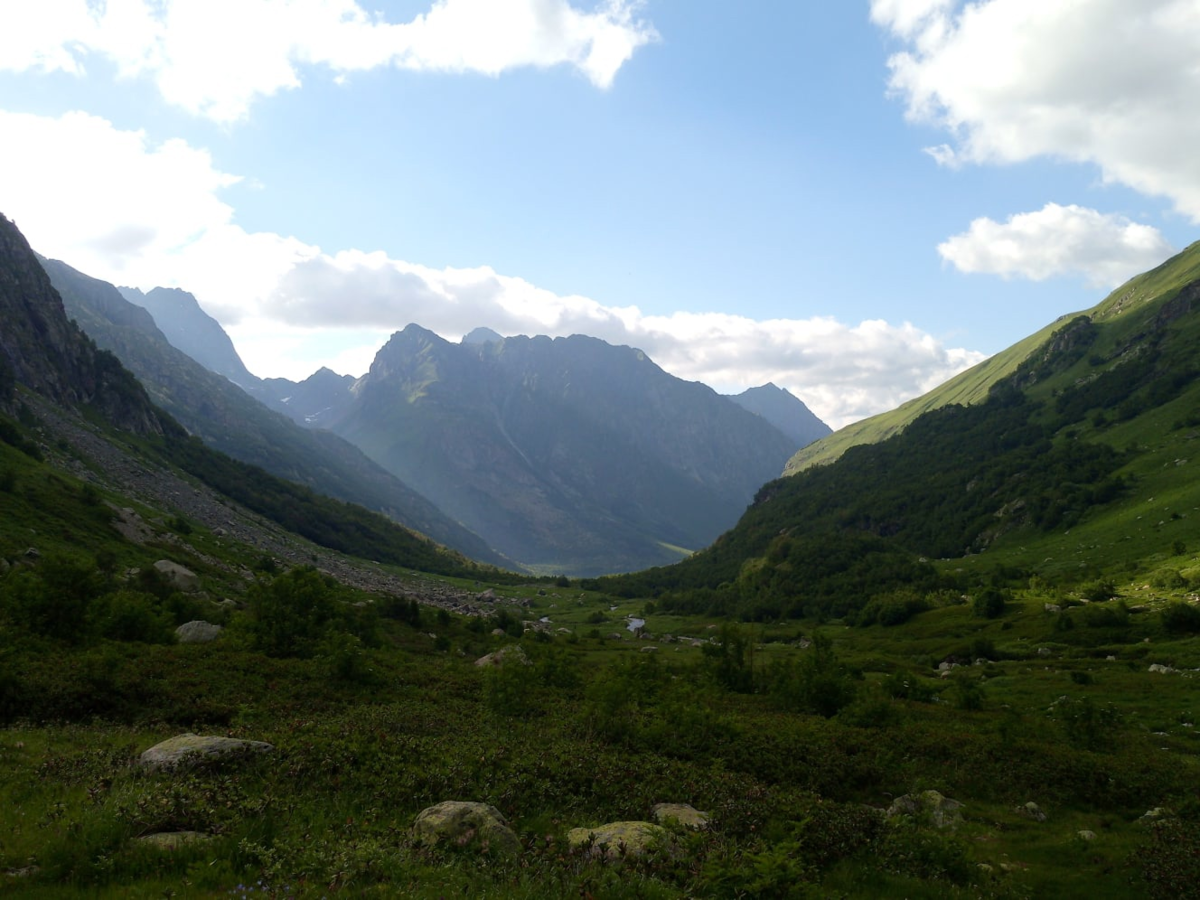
(248, 567, 336, 657)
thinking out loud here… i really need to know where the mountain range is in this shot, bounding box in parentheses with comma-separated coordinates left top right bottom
(101, 284, 830, 575)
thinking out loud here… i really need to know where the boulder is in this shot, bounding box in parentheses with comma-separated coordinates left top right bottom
(139, 734, 273, 771)
(1137, 807, 1173, 826)
(175, 621, 223, 644)
(567, 821, 672, 860)
(474, 645, 530, 668)
(411, 801, 521, 856)
(887, 790, 964, 830)
(651, 803, 709, 830)
(153, 560, 200, 592)
(1016, 801, 1046, 822)
(1077, 830, 1097, 841)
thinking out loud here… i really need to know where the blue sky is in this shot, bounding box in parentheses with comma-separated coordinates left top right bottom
(1, 1, 1197, 428)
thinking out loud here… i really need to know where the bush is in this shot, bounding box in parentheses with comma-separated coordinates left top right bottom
(765, 633, 857, 717)
(1161, 602, 1200, 634)
(247, 567, 336, 657)
(972, 588, 1006, 619)
(90, 590, 174, 644)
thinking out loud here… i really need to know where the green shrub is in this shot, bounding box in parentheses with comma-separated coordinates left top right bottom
(90, 589, 174, 643)
(1137, 819, 1200, 900)
(247, 567, 336, 657)
(972, 588, 1006, 619)
(765, 633, 857, 718)
(1161, 602, 1200, 634)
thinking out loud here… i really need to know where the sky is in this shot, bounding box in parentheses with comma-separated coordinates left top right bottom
(1, 1, 1198, 430)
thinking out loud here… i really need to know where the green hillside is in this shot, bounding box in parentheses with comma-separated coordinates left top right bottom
(601, 243, 1200, 622)
(785, 240, 1200, 474)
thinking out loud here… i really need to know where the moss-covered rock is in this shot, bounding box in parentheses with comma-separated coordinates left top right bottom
(567, 821, 673, 860)
(651, 802, 709, 830)
(411, 801, 521, 856)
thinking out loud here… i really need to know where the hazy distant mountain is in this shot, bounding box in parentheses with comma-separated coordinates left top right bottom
(462, 327, 504, 345)
(46, 261, 507, 566)
(120, 286, 260, 389)
(292, 325, 798, 575)
(727, 383, 831, 450)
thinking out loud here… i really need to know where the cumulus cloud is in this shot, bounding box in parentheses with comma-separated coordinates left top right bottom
(871, 0, 1200, 219)
(938, 203, 1176, 288)
(0, 0, 658, 121)
(0, 110, 982, 430)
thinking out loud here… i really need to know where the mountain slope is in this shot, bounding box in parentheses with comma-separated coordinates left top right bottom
(43, 258, 508, 567)
(325, 326, 798, 575)
(728, 383, 831, 449)
(119, 286, 261, 390)
(785, 243, 1200, 474)
(602, 241, 1200, 617)
(0, 215, 168, 434)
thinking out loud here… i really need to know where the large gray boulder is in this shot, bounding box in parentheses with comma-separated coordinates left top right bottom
(139, 734, 273, 771)
(175, 621, 223, 644)
(411, 801, 521, 856)
(154, 560, 200, 592)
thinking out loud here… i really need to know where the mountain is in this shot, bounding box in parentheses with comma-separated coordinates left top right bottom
(0, 215, 169, 434)
(264, 367, 356, 430)
(119, 286, 261, 390)
(603, 241, 1200, 618)
(293, 325, 799, 575)
(727, 383, 831, 449)
(42, 258, 508, 567)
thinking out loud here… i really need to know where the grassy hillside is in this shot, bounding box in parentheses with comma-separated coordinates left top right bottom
(3, 415, 1199, 896)
(786, 241, 1200, 474)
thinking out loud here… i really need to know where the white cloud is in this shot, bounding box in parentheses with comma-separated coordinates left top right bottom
(871, 0, 1200, 220)
(0, 109, 982, 430)
(938, 203, 1175, 288)
(0, 0, 658, 122)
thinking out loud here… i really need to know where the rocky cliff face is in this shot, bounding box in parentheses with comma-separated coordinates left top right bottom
(0, 214, 166, 434)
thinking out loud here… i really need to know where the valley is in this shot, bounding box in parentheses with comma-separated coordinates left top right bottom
(2, 212, 1200, 897)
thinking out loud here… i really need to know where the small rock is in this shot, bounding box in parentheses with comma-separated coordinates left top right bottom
(412, 801, 521, 856)
(135, 831, 214, 849)
(1037, 648, 1052, 658)
(1044, 604, 1061, 613)
(474, 645, 530, 668)
(1077, 830, 1097, 841)
(1148, 664, 1177, 674)
(1017, 801, 1047, 822)
(139, 734, 273, 771)
(887, 790, 965, 830)
(175, 621, 223, 644)
(1138, 807, 1173, 826)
